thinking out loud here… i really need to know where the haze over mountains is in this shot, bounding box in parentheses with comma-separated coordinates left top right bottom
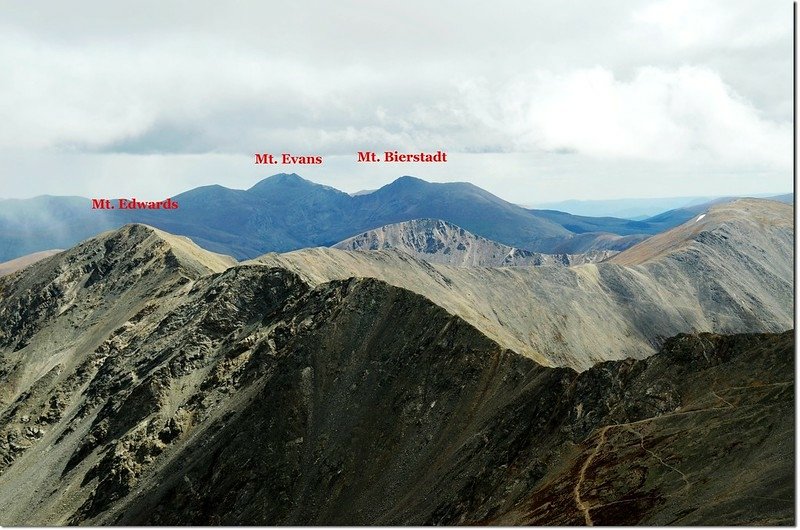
(0, 173, 790, 262)
(0, 194, 792, 525)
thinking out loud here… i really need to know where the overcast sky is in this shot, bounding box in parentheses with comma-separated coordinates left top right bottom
(0, 0, 793, 203)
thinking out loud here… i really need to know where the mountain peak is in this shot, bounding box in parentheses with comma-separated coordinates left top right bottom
(272, 172, 304, 181)
(247, 173, 349, 200)
(0, 223, 235, 352)
(248, 173, 309, 191)
(91, 224, 237, 277)
(376, 176, 496, 198)
(331, 218, 616, 267)
(386, 175, 428, 188)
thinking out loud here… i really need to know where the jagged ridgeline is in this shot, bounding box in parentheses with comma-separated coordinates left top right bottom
(0, 198, 794, 525)
(332, 218, 619, 267)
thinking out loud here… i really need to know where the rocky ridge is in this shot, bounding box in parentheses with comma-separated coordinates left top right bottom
(256, 199, 793, 370)
(332, 218, 616, 267)
(0, 205, 793, 525)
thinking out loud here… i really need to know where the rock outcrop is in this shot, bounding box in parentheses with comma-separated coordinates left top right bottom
(333, 219, 616, 267)
(257, 199, 793, 370)
(0, 211, 793, 525)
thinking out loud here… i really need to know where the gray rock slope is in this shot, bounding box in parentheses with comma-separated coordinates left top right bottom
(0, 222, 792, 524)
(332, 218, 616, 267)
(256, 199, 793, 370)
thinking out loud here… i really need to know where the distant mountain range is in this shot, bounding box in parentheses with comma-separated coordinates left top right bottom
(526, 193, 793, 219)
(0, 173, 792, 262)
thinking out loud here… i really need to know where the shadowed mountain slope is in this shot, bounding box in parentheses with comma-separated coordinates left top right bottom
(103, 175, 581, 258)
(0, 225, 234, 406)
(0, 223, 791, 524)
(254, 199, 793, 370)
(8, 175, 780, 262)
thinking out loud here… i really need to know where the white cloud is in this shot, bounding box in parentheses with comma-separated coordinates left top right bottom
(0, 28, 788, 170)
(0, 31, 454, 153)
(451, 66, 790, 169)
(632, 0, 790, 49)
(0, 1, 791, 200)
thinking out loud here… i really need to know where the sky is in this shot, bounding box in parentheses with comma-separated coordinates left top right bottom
(0, 0, 793, 203)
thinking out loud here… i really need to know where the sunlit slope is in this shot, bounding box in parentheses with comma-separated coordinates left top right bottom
(0, 250, 63, 277)
(333, 218, 616, 266)
(253, 199, 792, 370)
(0, 221, 792, 525)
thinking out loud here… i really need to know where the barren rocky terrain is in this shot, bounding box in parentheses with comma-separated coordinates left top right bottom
(333, 218, 617, 267)
(258, 199, 792, 370)
(0, 197, 793, 525)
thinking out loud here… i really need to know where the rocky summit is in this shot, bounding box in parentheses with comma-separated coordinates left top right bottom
(257, 199, 793, 370)
(0, 198, 793, 525)
(332, 218, 617, 267)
